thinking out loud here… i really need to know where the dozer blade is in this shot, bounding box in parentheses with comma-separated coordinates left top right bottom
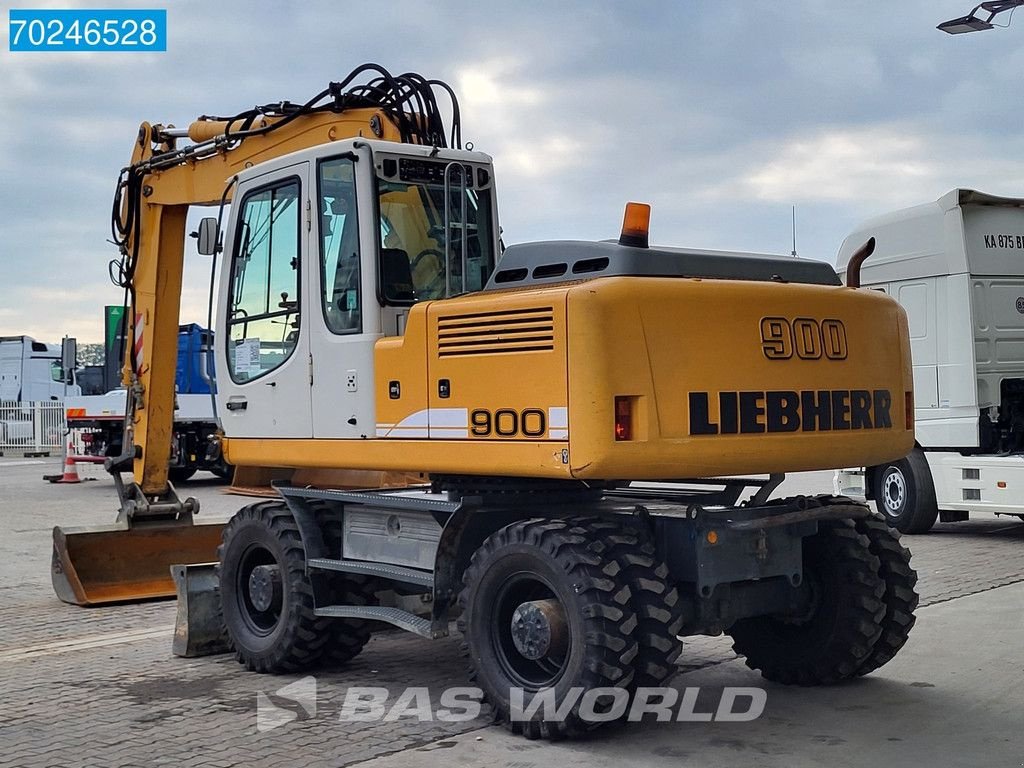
(51, 521, 224, 606)
(171, 563, 231, 657)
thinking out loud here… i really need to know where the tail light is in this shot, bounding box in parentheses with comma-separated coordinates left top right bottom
(614, 397, 633, 441)
(905, 391, 914, 431)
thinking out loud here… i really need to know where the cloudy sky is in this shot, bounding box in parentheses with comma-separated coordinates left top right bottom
(3, 0, 1024, 343)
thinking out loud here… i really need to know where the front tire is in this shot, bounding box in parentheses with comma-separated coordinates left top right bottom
(219, 501, 331, 673)
(458, 518, 638, 740)
(317, 505, 377, 668)
(873, 448, 938, 533)
(728, 519, 886, 686)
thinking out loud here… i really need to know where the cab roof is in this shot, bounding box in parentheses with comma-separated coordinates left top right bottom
(484, 240, 841, 291)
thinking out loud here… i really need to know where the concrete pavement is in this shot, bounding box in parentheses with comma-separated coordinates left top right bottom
(1, 458, 1022, 766)
(353, 581, 1024, 768)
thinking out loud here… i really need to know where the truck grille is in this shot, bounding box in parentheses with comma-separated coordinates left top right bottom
(436, 307, 555, 357)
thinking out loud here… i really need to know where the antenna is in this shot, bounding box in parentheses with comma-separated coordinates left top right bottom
(790, 205, 798, 258)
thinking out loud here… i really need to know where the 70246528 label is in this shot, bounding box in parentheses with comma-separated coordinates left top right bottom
(8, 9, 166, 52)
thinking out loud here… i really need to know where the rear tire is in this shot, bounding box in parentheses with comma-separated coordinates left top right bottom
(587, 520, 684, 688)
(853, 514, 919, 676)
(873, 448, 938, 533)
(458, 518, 638, 739)
(728, 519, 885, 685)
(219, 501, 331, 673)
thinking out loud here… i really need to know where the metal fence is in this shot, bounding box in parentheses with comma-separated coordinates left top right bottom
(0, 400, 67, 454)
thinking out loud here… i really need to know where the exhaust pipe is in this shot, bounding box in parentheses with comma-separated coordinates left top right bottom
(845, 237, 876, 288)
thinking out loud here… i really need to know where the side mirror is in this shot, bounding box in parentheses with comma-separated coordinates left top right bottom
(196, 217, 220, 256)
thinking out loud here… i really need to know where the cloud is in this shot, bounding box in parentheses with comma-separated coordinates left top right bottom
(718, 125, 933, 203)
(4, 1, 1024, 342)
(701, 123, 1024, 212)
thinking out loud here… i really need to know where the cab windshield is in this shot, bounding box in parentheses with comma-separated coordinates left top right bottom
(376, 160, 496, 303)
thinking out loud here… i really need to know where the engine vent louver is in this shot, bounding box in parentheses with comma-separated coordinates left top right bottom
(436, 307, 555, 357)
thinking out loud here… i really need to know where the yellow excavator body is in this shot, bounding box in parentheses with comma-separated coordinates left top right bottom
(223, 276, 913, 479)
(52, 67, 914, 608)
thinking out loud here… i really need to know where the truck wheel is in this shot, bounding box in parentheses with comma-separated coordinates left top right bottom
(169, 465, 197, 483)
(210, 460, 233, 481)
(728, 519, 885, 685)
(458, 518, 637, 739)
(219, 501, 331, 673)
(873, 448, 938, 533)
(588, 520, 684, 688)
(853, 514, 919, 676)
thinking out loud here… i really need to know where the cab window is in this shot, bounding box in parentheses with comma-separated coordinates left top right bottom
(318, 157, 362, 334)
(376, 160, 496, 303)
(226, 178, 301, 383)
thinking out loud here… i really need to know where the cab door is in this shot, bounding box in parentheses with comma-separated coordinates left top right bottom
(310, 151, 380, 439)
(217, 163, 313, 438)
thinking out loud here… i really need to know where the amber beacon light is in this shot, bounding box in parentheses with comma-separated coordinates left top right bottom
(619, 202, 651, 248)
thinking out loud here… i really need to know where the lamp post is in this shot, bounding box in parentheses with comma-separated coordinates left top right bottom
(938, 1, 1024, 33)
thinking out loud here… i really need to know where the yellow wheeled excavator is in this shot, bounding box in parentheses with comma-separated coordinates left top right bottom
(53, 64, 920, 739)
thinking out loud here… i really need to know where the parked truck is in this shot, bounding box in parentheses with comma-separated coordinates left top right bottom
(65, 324, 229, 482)
(1, 336, 80, 450)
(0, 336, 80, 401)
(836, 188, 1024, 532)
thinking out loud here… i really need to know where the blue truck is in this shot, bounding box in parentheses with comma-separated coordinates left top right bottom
(64, 324, 230, 482)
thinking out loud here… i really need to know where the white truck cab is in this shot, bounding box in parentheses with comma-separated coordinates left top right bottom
(836, 189, 1024, 531)
(0, 336, 80, 401)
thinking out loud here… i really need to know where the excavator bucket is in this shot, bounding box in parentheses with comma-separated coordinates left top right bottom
(51, 521, 224, 606)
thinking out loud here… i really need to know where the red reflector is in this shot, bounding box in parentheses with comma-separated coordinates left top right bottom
(905, 391, 914, 431)
(615, 397, 632, 441)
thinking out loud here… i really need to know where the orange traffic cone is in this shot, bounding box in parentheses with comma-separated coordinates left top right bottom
(56, 442, 81, 484)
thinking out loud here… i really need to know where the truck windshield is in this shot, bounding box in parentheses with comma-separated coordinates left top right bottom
(376, 161, 496, 303)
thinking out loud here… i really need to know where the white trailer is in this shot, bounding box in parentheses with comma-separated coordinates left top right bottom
(836, 188, 1024, 532)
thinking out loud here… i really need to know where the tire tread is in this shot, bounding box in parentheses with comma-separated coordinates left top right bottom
(457, 517, 638, 740)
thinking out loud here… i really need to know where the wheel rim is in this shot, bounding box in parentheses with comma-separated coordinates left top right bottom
(490, 572, 569, 689)
(882, 467, 907, 517)
(236, 543, 283, 635)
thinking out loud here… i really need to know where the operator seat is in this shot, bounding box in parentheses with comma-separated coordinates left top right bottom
(380, 248, 416, 302)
